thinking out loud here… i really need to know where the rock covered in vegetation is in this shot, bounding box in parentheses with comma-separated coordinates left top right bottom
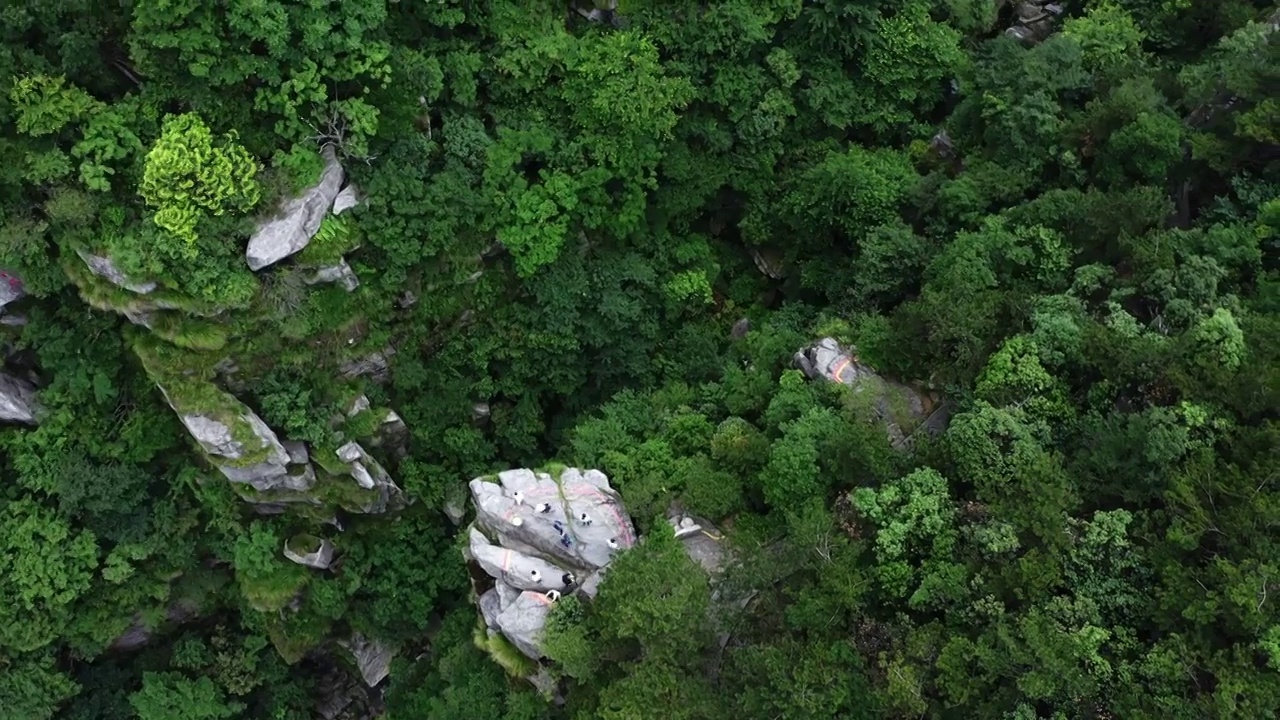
(246, 145, 346, 271)
(75, 248, 158, 294)
(176, 409, 301, 490)
(468, 468, 638, 660)
(0, 371, 39, 424)
(283, 534, 335, 570)
(794, 337, 949, 447)
(339, 348, 394, 382)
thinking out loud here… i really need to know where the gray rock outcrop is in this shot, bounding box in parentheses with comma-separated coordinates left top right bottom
(794, 337, 949, 448)
(339, 633, 396, 687)
(0, 372, 39, 425)
(1005, 0, 1063, 45)
(306, 258, 360, 292)
(157, 384, 317, 491)
(283, 535, 336, 570)
(76, 249, 158, 294)
(340, 349, 393, 382)
(467, 468, 638, 660)
(332, 184, 362, 216)
(466, 468, 732, 671)
(247, 145, 345, 271)
(0, 270, 25, 316)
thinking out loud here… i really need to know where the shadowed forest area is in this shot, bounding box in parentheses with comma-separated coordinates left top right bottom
(1, 1, 1279, 719)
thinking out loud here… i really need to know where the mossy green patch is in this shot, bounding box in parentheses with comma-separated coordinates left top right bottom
(296, 213, 361, 267)
(241, 563, 309, 613)
(474, 620, 538, 678)
(63, 255, 221, 318)
(286, 533, 324, 556)
(146, 311, 230, 351)
(266, 614, 328, 665)
(133, 333, 277, 467)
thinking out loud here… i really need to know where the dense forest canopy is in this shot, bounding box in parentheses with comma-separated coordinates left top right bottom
(1, 0, 1278, 718)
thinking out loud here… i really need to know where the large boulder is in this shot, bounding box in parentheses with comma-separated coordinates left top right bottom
(155, 381, 316, 492)
(1004, 0, 1063, 45)
(338, 633, 396, 688)
(466, 468, 731, 669)
(246, 145, 345, 271)
(794, 337, 949, 448)
(466, 467, 640, 661)
(176, 410, 299, 490)
(0, 372, 39, 425)
(470, 468, 637, 572)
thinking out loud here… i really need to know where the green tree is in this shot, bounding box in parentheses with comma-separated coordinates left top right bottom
(128, 672, 243, 720)
(0, 498, 99, 652)
(140, 113, 260, 250)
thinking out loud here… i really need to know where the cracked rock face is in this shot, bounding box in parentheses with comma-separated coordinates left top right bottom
(0, 372, 39, 425)
(246, 145, 346, 271)
(467, 468, 638, 660)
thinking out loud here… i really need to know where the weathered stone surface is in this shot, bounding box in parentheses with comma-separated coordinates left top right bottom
(339, 349, 393, 382)
(0, 269, 25, 313)
(478, 588, 503, 630)
(668, 511, 729, 575)
(306, 258, 360, 292)
(1005, 0, 1063, 45)
(471, 468, 637, 574)
(930, 129, 955, 159)
(469, 527, 576, 593)
(346, 395, 371, 416)
(282, 440, 310, 465)
(339, 633, 396, 687)
(494, 591, 556, 660)
(173, 405, 305, 490)
(336, 441, 363, 463)
(0, 372, 39, 425)
(467, 468, 733, 674)
(76, 249, 158, 294)
(372, 410, 408, 453)
(333, 441, 402, 507)
(247, 145, 345, 270)
(793, 337, 947, 448)
(468, 468, 638, 662)
(283, 535, 336, 570)
(332, 184, 362, 215)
